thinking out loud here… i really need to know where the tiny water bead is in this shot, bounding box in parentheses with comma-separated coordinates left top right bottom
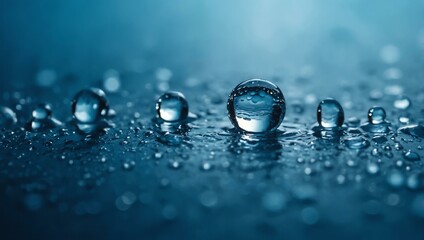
(156, 91, 189, 122)
(227, 79, 285, 133)
(368, 107, 386, 124)
(316, 98, 344, 128)
(72, 88, 109, 124)
(0, 106, 17, 128)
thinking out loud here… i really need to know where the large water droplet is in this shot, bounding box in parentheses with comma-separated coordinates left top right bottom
(316, 98, 344, 128)
(71, 88, 108, 124)
(156, 91, 189, 122)
(0, 106, 17, 129)
(227, 79, 285, 133)
(368, 107, 386, 124)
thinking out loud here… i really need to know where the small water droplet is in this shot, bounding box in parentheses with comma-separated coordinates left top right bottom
(316, 98, 344, 128)
(366, 162, 380, 175)
(156, 91, 189, 122)
(404, 150, 421, 161)
(387, 171, 405, 188)
(72, 88, 109, 124)
(368, 106, 386, 124)
(393, 96, 411, 110)
(103, 69, 121, 93)
(227, 79, 285, 133)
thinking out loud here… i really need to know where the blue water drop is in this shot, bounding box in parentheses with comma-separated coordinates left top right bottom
(72, 88, 109, 124)
(345, 137, 370, 149)
(368, 106, 386, 124)
(156, 91, 189, 122)
(227, 79, 285, 133)
(316, 98, 344, 128)
(0, 106, 17, 129)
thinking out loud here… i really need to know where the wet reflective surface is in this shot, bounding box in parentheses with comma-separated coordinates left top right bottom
(1, 1, 424, 240)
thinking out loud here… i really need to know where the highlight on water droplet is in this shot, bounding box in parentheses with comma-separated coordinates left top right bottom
(361, 106, 390, 133)
(103, 69, 121, 93)
(393, 96, 411, 110)
(156, 91, 189, 122)
(227, 79, 286, 133)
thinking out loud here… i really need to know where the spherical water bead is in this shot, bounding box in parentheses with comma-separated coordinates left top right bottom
(71, 88, 109, 123)
(368, 107, 386, 124)
(156, 91, 189, 122)
(393, 96, 411, 110)
(316, 98, 344, 128)
(227, 79, 285, 133)
(0, 106, 17, 128)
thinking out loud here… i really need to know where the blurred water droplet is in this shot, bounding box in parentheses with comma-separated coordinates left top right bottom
(387, 171, 405, 188)
(366, 162, 379, 175)
(301, 207, 319, 225)
(403, 150, 421, 161)
(393, 96, 411, 110)
(0, 106, 17, 129)
(227, 79, 285, 133)
(199, 191, 218, 208)
(156, 91, 189, 122)
(103, 69, 121, 93)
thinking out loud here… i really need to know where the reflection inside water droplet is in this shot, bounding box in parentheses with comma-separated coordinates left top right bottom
(317, 98, 344, 128)
(156, 91, 189, 122)
(227, 79, 285, 133)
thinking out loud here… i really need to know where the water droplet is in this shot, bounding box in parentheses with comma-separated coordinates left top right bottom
(32, 103, 52, 120)
(366, 162, 379, 175)
(407, 173, 424, 190)
(403, 150, 421, 161)
(156, 91, 189, 122)
(393, 96, 411, 110)
(387, 171, 405, 188)
(399, 125, 424, 138)
(72, 88, 109, 124)
(368, 106, 386, 124)
(317, 98, 344, 128)
(103, 69, 121, 93)
(227, 79, 286, 133)
(345, 137, 370, 149)
(0, 106, 17, 129)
